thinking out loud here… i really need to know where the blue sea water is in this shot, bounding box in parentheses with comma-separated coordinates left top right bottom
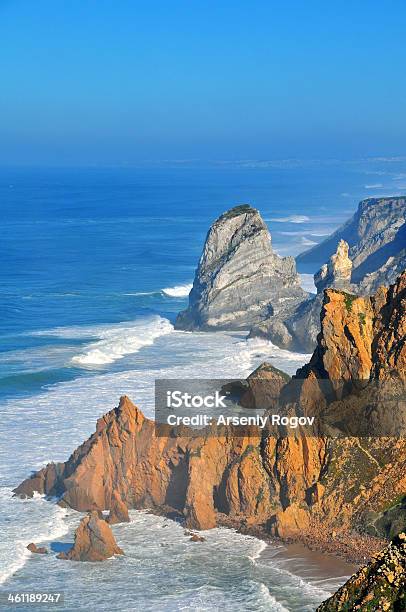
(0, 161, 405, 610)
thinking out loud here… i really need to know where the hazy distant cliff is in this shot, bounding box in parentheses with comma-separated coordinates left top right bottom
(175, 205, 307, 331)
(297, 197, 406, 294)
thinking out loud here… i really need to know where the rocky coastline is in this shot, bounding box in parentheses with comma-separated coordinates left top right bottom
(14, 273, 406, 575)
(176, 198, 405, 355)
(10, 199, 406, 603)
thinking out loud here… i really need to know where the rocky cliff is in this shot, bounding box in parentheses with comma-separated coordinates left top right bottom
(175, 205, 307, 331)
(314, 239, 353, 294)
(15, 272, 406, 563)
(297, 196, 406, 294)
(250, 239, 355, 352)
(317, 532, 406, 611)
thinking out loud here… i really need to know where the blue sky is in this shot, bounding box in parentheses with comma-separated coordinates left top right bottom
(1, 0, 405, 165)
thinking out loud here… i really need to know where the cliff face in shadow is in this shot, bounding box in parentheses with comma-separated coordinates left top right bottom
(15, 273, 406, 561)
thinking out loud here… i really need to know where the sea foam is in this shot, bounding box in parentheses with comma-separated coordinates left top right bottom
(68, 317, 174, 366)
(162, 283, 193, 297)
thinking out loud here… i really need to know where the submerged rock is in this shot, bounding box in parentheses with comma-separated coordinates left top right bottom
(189, 533, 205, 542)
(317, 533, 406, 611)
(27, 543, 48, 554)
(57, 511, 124, 562)
(175, 205, 307, 332)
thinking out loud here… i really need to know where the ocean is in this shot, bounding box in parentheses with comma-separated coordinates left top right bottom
(1, 160, 405, 610)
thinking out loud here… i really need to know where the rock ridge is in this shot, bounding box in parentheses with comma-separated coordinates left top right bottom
(14, 272, 406, 565)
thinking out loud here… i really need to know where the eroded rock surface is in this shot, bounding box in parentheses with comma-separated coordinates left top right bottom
(57, 511, 124, 562)
(314, 239, 353, 294)
(317, 532, 406, 611)
(297, 196, 406, 294)
(176, 205, 307, 332)
(15, 273, 406, 562)
(107, 491, 130, 525)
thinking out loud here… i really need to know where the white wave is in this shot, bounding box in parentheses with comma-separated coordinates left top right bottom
(0, 330, 312, 590)
(242, 336, 312, 375)
(162, 283, 192, 297)
(248, 539, 268, 561)
(70, 316, 174, 366)
(269, 215, 310, 224)
(0, 489, 69, 585)
(257, 584, 290, 611)
(300, 237, 318, 246)
(300, 273, 317, 294)
(364, 183, 383, 189)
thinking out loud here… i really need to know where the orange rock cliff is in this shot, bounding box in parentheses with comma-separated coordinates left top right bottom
(14, 272, 406, 558)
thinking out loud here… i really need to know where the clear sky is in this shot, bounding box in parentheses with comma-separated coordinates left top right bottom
(1, 0, 405, 165)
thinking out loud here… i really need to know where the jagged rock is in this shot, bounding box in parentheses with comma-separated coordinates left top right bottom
(317, 533, 406, 611)
(297, 196, 406, 294)
(57, 511, 124, 562)
(107, 491, 130, 525)
(27, 543, 47, 554)
(270, 503, 310, 538)
(239, 362, 290, 409)
(189, 533, 206, 542)
(176, 205, 307, 332)
(251, 238, 354, 352)
(14, 273, 406, 560)
(314, 239, 353, 293)
(14, 395, 273, 531)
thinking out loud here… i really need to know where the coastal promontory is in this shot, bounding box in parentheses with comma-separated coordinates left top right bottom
(175, 205, 307, 332)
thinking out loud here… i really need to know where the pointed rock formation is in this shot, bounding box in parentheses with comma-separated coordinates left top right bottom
(175, 205, 307, 331)
(314, 239, 353, 294)
(57, 511, 124, 562)
(14, 273, 406, 562)
(297, 196, 406, 294)
(317, 533, 406, 611)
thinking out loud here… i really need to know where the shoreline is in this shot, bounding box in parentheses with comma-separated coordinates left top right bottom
(216, 514, 385, 567)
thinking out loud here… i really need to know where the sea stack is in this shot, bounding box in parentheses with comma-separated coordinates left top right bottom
(57, 511, 124, 562)
(176, 205, 307, 331)
(314, 239, 353, 293)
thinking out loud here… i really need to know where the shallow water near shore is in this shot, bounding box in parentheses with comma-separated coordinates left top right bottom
(3, 508, 355, 612)
(0, 327, 353, 611)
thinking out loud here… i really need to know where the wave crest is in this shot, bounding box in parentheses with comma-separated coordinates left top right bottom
(162, 283, 192, 297)
(71, 316, 173, 366)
